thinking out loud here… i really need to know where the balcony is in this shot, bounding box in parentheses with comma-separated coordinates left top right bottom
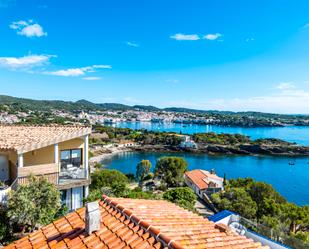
(16, 162, 88, 188)
(58, 163, 87, 185)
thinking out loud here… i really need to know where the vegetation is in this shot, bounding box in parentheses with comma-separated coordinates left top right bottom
(92, 125, 133, 141)
(193, 132, 251, 145)
(211, 178, 309, 248)
(163, 187, 197, 211)
(92, 125, 183, 146)
(136, 160, 152, 183)
(0, 208, 11, 244)
(125, 187, 157, 199)
(90, 169, 129, 191)
(91, 126, 300, 152)
(134, 131, 183, 146)
(1, 95, 309, 127)
(7, 176, 62, 232)
(154, 157, 188, 187)
(211, 187, 257, 219)
(87, 169, 157, 202)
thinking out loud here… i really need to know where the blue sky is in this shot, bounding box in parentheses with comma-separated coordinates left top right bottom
(1, 0, 309, 113)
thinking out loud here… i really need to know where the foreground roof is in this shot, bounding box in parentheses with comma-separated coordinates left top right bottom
(0, 124, 91, 154)
(5, 196, 268, 249)
(185, 169, 223, 190)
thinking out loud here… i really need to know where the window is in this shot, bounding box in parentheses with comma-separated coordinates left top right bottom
(61, 187, 84, 211)
(60, 148, 82, 168)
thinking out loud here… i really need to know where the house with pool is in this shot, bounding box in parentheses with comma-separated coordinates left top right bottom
(0, 124, 91, 210)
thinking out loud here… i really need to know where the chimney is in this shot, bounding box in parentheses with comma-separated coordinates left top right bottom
(85, 201, 101, 235)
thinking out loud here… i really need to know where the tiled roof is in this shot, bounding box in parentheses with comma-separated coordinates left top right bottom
(0, 125, 91, 153)
(185, 169, 223, 190)
(5, 196, 268, 249)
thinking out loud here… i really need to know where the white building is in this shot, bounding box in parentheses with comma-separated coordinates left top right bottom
(180, 135, 198, 149)
(184, 169, 224, 198)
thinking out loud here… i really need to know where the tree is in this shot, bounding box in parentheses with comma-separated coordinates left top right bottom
(7, 176, 61, 232)
(249, 181, 285, 219)
(136, 160, 152, 183)
(90, 169, 129, 190)
(281, 203, 309, 233)
(211, 188, 257, 219)
(163, 187, 197, 211)
(154, 157, 188, 187)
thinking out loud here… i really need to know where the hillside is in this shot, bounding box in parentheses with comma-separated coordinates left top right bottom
(1, 95, 308, 119)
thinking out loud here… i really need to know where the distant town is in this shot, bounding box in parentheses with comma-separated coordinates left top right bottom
(1, 95, 309, 127)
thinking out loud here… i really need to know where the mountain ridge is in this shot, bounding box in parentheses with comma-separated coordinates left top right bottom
(0, 95, 308, 118)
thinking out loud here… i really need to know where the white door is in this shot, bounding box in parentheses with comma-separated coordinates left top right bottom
(0, 155, 9, 182)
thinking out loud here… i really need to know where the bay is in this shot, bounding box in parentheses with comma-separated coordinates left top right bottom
(101, 151, 309, 206)
(107, 122, 309, 145)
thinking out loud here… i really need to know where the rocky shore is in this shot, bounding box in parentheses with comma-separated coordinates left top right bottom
(133, 144, 309, 156)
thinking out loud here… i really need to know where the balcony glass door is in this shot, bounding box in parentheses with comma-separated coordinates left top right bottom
(60, 149, 84, 180)
(72, 187, 83, 210)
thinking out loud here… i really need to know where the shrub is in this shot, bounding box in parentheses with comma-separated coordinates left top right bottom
(7, 176, 61, 232)
(163, 187, 196, 211)
(90, 169, 129, 190)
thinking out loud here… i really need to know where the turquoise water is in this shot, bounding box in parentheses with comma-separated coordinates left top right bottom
(108, 122, 309, 145)
(101, 151, 309, 206)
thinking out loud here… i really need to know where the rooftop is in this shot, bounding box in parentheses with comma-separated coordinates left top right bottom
(185, 169, 223, 190)
(5, 195, 268, 249)
(0, 124, 91, 154)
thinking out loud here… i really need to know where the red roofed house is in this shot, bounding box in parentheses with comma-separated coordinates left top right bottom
(4, 195, 269, 249)
(185, 169, 224, 199)
(0, 125, 91, 210)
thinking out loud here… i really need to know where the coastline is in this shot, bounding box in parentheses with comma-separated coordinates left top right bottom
(89, 146, 134, 167)
(89, 144, 309, 167)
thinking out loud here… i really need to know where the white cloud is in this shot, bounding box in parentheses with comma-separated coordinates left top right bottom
(92, 65, 111, 69)
(203, 33, 222, 40)
(47, 68, 85, 76)
(46, 64, 111, 77)
(276, 82, 295, 90)
(0, 54, 53, 69)
(170, 33, 200, 41)
(10, 20, 47, 37)
(126, 41, 139, 47)
(83, 77, 101, 80)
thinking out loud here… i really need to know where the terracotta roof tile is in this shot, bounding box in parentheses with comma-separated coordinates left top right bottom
(0, 124, 91, 153)
(185, 169, 223, 190)
(4, 196, 269, 249)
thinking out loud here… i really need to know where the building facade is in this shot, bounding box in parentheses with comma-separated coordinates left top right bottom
(184, 169, 224, 199)
(0, 125, 91, 210)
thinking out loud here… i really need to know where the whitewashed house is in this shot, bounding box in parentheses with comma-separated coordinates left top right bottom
(184, 169, 224, 198)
